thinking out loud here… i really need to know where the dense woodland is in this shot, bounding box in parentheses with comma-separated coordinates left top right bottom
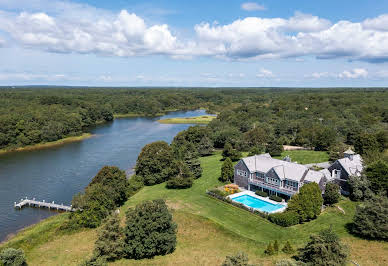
(1, 87, 388, 155)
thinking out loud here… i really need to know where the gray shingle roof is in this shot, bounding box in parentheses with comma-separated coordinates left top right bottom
(337, 154, 363, 176)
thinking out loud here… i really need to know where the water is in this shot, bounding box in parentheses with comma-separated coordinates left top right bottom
(0, 109, 210, 242)
(231, 195, 284, 213)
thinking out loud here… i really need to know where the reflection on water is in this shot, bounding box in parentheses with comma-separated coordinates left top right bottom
(0, 109, 210, 242)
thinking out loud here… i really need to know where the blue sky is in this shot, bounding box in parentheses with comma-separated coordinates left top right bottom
(1, 0, 388, 87)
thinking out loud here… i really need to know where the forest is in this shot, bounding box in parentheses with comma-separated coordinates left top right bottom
(0, 87, 387, 157)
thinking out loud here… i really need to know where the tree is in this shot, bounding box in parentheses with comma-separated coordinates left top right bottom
(328, 143, 347, 162)
(351, 195, 388, 240)
(312, 126, 337, 151)
(243, 127, 269, 149)
(222, 252, 252, 266)
(264, 242, 275, 255)
(222, 142, 242, 161)
(296, 228, 348, 266)
(248, 146, 264, 156)
(198, 136, 214, 156)
(90, 213, 124, 262)
(266, 141, 283, 157)
(273, 240, 279, 254)
(220, 157, 234, 183)
(282, 241, 294, 254)
(166, 160, 194, 189)
(287, 183, 323, 222)
(354, 132, 379, 155)
(124, 200, 177, 259)
(0, 248, 27, 266)
(323, 183, 340, 206)
(348, 175, 373, 201)
(365, 160, 388, 195)
(135, 141, 174, 185)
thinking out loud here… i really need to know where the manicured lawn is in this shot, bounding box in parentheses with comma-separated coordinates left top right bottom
(274, 150, 329, 164)
(157, 115, 216, 124)
(2, 151, 387, 265)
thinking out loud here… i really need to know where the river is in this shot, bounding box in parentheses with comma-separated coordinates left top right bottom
(0, 109, 211, 242)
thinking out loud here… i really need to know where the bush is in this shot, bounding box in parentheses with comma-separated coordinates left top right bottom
(208, 188, 228, 198)
(323, 183, 340, 206)
(264, 242, 275, 255)
(287, 183, 323, 222)
(296, 228, 348, 266)
(0, 248, 27, 266)
(269, 195, 282, 202)
(282, 241, 294, 254)
(124, 199, 177, 259)
(269, 211, 300, 227)
(273, 240, 279, 253)
(166, 160, 194, 189)
(222, 252, 251, 266)
(348, 175, 374, 201)
(351, 195, 388, 240)
(255, 190, 268, 197)
(275, 259, 305, 266)
(220, 157, 234, 182)
(126, 175, 144, 197)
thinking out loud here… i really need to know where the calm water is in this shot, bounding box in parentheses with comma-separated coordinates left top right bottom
(0, 110, 210, 242)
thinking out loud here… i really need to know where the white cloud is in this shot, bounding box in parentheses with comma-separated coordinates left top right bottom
(0, 1, 388, 63)
(339, 68, 368, 79)
(309, 72, 330, 79)
(241, 2, 266, 11)
(256, 68, 274, 78)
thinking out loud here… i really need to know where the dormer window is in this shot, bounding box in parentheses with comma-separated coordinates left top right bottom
(237, 169, 248, 177)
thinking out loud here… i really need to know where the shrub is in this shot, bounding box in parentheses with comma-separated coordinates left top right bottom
(287, 183, 323, 222)
(348, 175, 374, 201)
(264, 242, 275, 255)
(273, 240, 279, 253)
(296, 228, 348, 266)
(90, 213, 124, 262)
(166, 160, 193, 189)
(222, 252, 251, 266)
(208, 188, 228, 198)
(282, 241, 294, 254)
(220, 157, 234, 182)
(124, 199, 177, 259)
(255, 190, 268, 197)
(275, 259, 305, 266)
(323, 183, 340, 206)
(126, 175, 144, 198)
(0, 248, 26, 266)
(269, 211, 300, 227)
(269, 195, 282, 202)
(365, 160, 388, 195)
(351, 195, 388, 240)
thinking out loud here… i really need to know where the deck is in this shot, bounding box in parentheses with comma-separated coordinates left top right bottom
(14, 197, 74, 212)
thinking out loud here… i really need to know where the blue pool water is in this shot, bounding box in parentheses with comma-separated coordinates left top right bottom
(232, 195, 284, 213)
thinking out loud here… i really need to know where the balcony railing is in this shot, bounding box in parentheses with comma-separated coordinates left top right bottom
(249, 178, 298, 194)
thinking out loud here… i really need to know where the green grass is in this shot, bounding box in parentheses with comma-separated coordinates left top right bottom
(2, 151, 387, 265)
(274, 150, 329, 164)
(157, 115, 216, 124)
(0, 133, 93, 155)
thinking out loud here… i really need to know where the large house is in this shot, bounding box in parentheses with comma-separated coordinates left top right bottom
(234, 149, 363, 198)
(234, 153, 330, 198)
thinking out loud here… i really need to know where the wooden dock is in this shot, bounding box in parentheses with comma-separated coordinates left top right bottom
(14, 197, 74, 212)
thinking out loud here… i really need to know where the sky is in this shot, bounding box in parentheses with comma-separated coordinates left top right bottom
(1, 0, 388, 87)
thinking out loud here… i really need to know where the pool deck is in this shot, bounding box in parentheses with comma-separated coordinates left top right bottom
(228, 190, 287, 214)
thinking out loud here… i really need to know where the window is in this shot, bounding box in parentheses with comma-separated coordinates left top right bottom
(256, 172, 265, 179)
(237, 169, 248, 177)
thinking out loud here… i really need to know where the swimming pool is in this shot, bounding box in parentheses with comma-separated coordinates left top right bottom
(231, 194, 285, 213)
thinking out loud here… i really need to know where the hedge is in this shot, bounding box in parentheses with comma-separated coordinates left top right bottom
(268, 211, 300, 227)
(255, 190, 268, 197)
(269, 195, 283, 202)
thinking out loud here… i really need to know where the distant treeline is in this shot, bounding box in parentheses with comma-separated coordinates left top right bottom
(0, 87, 387, 153)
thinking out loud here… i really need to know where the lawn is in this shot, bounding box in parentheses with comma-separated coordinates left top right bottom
(157, 115, 216, 124)
(2, 151, 387, 265)
(274, 150, 329, 164)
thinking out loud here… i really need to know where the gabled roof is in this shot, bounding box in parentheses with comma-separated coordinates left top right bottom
(337, 154, 363, 176)
(241, 154, 309, 182)
(304, 170, 325, 183)
(344, 148, 355, 155)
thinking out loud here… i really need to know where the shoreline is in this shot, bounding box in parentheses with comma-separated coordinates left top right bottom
(0, 133, 94, 155)
(157, 115, 216, 124)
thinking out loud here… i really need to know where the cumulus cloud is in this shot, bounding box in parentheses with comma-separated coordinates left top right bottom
(256, 68, 275, 78)
(0, 1, 388, 63)
(339, 68, 368, 79)
(241, 2, 266, 11)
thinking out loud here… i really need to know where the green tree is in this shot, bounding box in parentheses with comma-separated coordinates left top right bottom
(354, 132, 379, 155)
(90, 213, 124, 262)
(123, 200, 177, 259)
(264, 242, 275, 255)
(296, 228, 348, 266)
(282, 241, 294, 254)
(312, 126, 337, 151)
(220, 157, 234, 183)
(166, 160, 194, 189)
(0, 248, 27, 266)
(351, 195, 388, 240)
(135, 141, 174, 185)
(222, 142, 242, 161)
(222, 252, 251, 266)
(198, 136, 214, 156)
(323, 183, 340, 206)
(266, 141, 283, 156)
(287, 183, 323, 222)
(248, 146, 264, 156)
(348, 175, 373, 201)
(328, 143, 347, 162)
(273, 240, 279, 254)
(365, 160, 388, 195)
